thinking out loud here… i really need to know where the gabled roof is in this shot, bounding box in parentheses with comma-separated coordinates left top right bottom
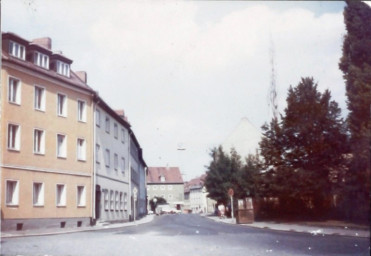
(184, 174, 206, 193)
(147, 167, 183, 184)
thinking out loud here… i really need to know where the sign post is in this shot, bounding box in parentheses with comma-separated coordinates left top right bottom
(133, 187, 138, 224)
(228, 188, 234, 220)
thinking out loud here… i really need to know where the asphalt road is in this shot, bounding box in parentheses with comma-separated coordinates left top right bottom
(1, 214, 369, 256)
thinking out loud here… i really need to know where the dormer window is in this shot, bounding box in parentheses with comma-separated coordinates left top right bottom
(160, 175, 166, 182)
(9, 41, 25, 60)
(34, 51, 49, 69)
(56, 60, 70, 77)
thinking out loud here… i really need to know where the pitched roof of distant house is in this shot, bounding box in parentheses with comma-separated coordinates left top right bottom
(184, 174, 207, 193)
(147, 167, 184, 184)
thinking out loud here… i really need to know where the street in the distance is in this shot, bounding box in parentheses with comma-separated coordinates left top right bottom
(1, 214, 369, 256)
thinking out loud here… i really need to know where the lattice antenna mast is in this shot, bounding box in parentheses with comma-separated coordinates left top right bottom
(268, 35, 279, 120)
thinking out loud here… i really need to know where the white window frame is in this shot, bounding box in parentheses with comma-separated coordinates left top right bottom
(115, 191, 119, 211)
(8, 76, 21, 105)
(77, 138, 86, 161)
(77, 185, 86, 207)
(56, 60, 70, 77)
(57, 134, 67, 158)
(110, 190, 114, 211)
(124, 193, 128, 211)
(105, 116, 110, 134)
(77, 99, 86, 122)
(114, 123, 118, 139)
(33, 128, 45, 155)
(56, 184, 66, 207)
(114, 153, 118, 171)
(121, 128, 125, 143)
(120, 192, 124, 211)
(96, 110, 101, 127)
(57, 93, 67, 117)
(96, 144, 100, 163)
(105, 149, 110, 167)
(33, 182, 44, 206)
(6, 179, 19, 206)
(121, 157, 125, 175)
(9, 40, 25, 60)
(34, 85, 46, 111)
(34, 51, 49, 69)
(168, 185, 173, 190)
(104, 189, 109, 211)
(7, 123, 21, 151)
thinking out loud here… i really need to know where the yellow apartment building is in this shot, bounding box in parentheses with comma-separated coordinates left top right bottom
(1, 32, 95, 231)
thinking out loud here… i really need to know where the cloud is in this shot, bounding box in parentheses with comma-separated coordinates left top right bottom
(2, 0, 347, 179)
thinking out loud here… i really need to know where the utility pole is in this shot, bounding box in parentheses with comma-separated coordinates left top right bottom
(268, 35, 278, 120)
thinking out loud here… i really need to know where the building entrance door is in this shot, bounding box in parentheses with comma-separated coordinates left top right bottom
(95, 185, 101, 220)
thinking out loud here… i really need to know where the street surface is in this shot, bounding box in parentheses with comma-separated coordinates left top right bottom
(1, 214, 369, 256)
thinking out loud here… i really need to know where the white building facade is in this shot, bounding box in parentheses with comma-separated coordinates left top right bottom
(94, 98, 131, 223)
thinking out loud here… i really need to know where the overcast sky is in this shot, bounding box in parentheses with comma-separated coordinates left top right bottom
(3, 0, 363, 180)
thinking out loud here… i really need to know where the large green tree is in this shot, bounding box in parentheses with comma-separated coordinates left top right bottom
(338, 0, 371, 221)
(259, 77, 348, 216)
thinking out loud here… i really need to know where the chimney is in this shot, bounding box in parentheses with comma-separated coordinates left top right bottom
(76, 71, 87, 83)
(32, 37, 52, 50)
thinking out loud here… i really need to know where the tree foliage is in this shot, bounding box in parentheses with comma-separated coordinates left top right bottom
(338, 0, 371, 221)
(259, 77, 348, 217)
(204, 147, 261, 206)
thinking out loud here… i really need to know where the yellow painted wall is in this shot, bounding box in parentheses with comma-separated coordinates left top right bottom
(1, 64, 94, 220)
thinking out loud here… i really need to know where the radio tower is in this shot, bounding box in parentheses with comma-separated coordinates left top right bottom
(268, 35, 278, 120)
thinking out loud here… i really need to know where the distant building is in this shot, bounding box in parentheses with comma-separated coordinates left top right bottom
(147, 167, 184, 210)
(129, 131, 147, 219)
(222, 117, 261, 159)
(184, 174, 216, 214)
(94, 99, 131, 224)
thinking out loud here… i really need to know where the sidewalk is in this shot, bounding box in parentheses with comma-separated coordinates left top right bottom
(206, 216, 370, 238)
(1, 215, 155, 239)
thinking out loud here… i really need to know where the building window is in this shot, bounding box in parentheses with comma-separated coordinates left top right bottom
(8, 77, 21, 104)
(6, 180, 19, 206)
(96, 144, 100, 163)
(34, 86, 45, 111)
(8, 123, 20, 151)
(96, 110, 101, 127)
(9, 41, 25, 60)
(104, 189, 109, 211)
(153, 185, 158, 190)
(33, 182, 44, 206)
(56, 184, 66, 206)
(114, 123, 118, 139)
(115, 191, 119, 211)
(34, 51, 49, 69)
(56, 60, 70, 77)
(168, 194, 173, 200)
(160, 185, 165, 190)
(57, 93, 67, 117)
(105, 116, 110, 133)
(114, 153, 118, 171)
(77, 186, 86, 207)
(77, 138, 86, 161)
(121, 128, 125, 143)
(34, 129, 45, 154)
(120, 192, 124, 211)
(77, 100, 86, 122)
(121, 157, 125, 175)
(57, 134, 67, 158)
(168, 185, 173, 190)
(105, 149, 110, 167)
(124, 193, 128, 210)
(110, 190, 114, 211)
(160, 175, 166, 182)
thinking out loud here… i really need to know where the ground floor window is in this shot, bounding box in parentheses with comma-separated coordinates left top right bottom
(33, 182, 44, 206)
(6, 180, 19, 206)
